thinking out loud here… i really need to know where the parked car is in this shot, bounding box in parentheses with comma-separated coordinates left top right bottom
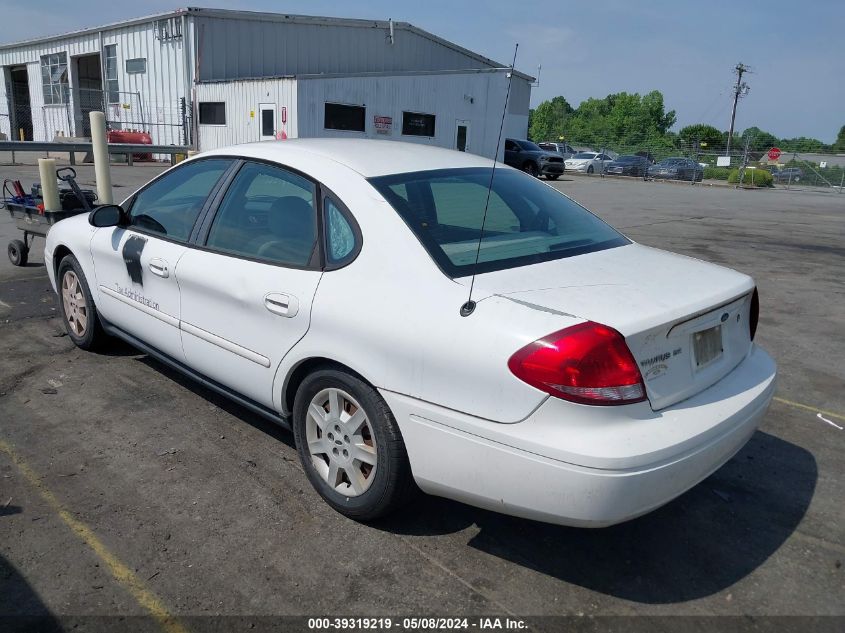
(537, 141, 576, 160)
(45, 139, 775, 527)
(504, 138, 565, 180)
(635, 151, 656, 165)
(649, 157, 704, 181)
(604, 155, 650, 177)
(564, 151, 614, 174)
(771, 167, 803, 182)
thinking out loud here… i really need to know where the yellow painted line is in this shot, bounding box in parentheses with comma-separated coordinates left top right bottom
(773, 397, 845, 422)
(0, 439, 187, 633)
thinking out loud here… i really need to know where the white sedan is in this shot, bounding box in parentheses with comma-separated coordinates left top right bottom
(45, 139, 776, 527)
(564, 151, 615, 174)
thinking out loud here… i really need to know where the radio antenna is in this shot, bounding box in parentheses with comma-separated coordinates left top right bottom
(460, 43, 519, 317)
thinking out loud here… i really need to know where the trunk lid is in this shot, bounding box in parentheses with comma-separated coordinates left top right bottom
(466, 243, 756, 410)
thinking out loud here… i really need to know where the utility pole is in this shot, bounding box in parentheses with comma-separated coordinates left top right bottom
(726, 62, 751, 156)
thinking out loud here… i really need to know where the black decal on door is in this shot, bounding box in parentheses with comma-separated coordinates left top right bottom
(123, 235, 147, 285)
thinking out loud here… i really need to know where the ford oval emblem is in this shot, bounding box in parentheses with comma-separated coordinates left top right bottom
(721, 312, 729, 323)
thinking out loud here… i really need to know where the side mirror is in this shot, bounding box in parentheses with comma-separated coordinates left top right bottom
(89, 204, 126, 228)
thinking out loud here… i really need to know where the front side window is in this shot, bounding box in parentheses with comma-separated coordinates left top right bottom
(369, 168, 629, 277)
(129, 159, 232, 241)
(206, 162, 317, 267)
(41, 53, 68, 105)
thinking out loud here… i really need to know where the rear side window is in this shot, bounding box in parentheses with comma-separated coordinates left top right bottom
(369, 168, 629, 277)
(324, 197, 356, 264)
(205, 161, 317, 267)
(129, 159, 231, 241)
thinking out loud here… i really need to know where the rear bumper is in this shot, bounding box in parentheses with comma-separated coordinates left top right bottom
(382, 346, 776, 527)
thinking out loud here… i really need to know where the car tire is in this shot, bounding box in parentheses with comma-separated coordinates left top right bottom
(522, 162, 539, 177)
(587, 165, 594, 174)
(57, 254, 106, 350)
(546, 174, 559, 181)
(293, 368, 416, 521)
(8, 239, 28, 266)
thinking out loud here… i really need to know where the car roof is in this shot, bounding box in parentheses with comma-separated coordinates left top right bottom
(199, 138, 495, 178)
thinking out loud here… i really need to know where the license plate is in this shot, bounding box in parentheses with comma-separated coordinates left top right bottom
(694, 324, 723, 367)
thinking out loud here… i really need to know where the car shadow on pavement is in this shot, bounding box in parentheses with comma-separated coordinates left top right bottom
(375, 430, 817, 604)
(0, 554, 62, 632)
(135, 356, 296, 449)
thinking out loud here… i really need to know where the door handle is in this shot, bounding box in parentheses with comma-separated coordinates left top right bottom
(148, 258, 169, 278)
(264, 293, 299, 318)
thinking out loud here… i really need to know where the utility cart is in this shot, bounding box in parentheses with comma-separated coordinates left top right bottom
(3, 167, 96, 266)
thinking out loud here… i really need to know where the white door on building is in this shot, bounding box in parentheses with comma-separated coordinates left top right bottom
(259, 103, 276, 141)
(455, 120, 470, 152)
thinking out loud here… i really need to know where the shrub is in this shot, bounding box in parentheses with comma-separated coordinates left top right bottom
(704, 167, 732, 180)
(727, 168, 774, 187)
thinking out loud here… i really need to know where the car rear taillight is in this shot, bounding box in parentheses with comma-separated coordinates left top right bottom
(750, 288, 759, 341)
(508, 321, 647, 406)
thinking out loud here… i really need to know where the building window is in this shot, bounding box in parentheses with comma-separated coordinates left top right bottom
(125, 58, 147, 74)
(325, 103, 365, 132)
(199, 102, 226, 125)
(104, 45, 119, 104)
(41, 52, 69, 105)
(402, 112, 436, 137)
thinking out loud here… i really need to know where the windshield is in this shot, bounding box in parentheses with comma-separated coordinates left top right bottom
(368, 168, 629, 277)
(615, 155, 639, 162)
(516, 140, 542, 151)
(572, 152, 596, 159)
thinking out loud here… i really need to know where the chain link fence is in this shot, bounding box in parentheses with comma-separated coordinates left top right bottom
(2, 87, 192, 151)
(538, 133, 844, 194)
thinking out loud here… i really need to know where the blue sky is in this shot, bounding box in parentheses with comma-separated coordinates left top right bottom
(3, 0, 843, 142)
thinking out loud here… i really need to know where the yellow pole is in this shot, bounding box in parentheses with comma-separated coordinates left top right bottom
(38, 158, 61, 212)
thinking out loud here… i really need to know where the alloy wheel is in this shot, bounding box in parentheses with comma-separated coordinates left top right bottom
(305, 387, 377, 496)
(61, 270, 88, 337)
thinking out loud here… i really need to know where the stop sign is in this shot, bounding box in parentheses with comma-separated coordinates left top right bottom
(768, 147, 782, 161)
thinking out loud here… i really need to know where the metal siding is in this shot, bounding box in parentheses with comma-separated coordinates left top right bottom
(296, 71, 523, 159)
(194, 16, 491, 81)
(195, 79, 297, 151)
(0, 20, 188, 144)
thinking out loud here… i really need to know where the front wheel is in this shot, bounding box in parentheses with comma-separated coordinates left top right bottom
(8, 239, 28, 266)
(522, 162, 539, 177)
(546, 174, 559, 181)
(587, 165, 594, 174)
(57, 254, 107, 350)
(293, 368, 415, 521)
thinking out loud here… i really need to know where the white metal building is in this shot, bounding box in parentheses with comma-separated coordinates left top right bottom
(0, 8, 532, 158)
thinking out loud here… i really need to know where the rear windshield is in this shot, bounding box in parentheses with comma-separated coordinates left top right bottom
(368, 168, 629, 277)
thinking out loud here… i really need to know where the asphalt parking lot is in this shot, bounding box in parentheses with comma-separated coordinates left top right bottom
(1, 162, 843, 629)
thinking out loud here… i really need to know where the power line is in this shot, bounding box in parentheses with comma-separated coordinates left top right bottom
(726, 62, 751, 155)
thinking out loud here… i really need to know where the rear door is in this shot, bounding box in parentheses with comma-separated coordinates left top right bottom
(176, 160, 324, 408)
(89, 158, 234, 361)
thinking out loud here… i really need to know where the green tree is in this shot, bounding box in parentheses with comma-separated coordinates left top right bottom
(528, 96, 574, 142)
(779, 137, 827, 153)
(741, 126, 779, 152)
(678, 124, 725, 151)
(832, 125, 845, 152)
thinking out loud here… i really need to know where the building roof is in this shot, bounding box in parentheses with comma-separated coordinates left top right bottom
(0, 7, 534, 82)
(201, 138, 496, 178)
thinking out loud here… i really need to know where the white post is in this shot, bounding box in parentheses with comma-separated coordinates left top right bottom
(89, 111, 113, 204)
(38, 158, 61, 212)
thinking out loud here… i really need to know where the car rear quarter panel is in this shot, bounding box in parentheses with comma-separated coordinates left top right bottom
(271, 170, 573, 424)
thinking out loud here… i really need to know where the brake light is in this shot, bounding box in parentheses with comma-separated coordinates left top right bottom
(750, 288, 759, 341)
(508, 321, 646, 406)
